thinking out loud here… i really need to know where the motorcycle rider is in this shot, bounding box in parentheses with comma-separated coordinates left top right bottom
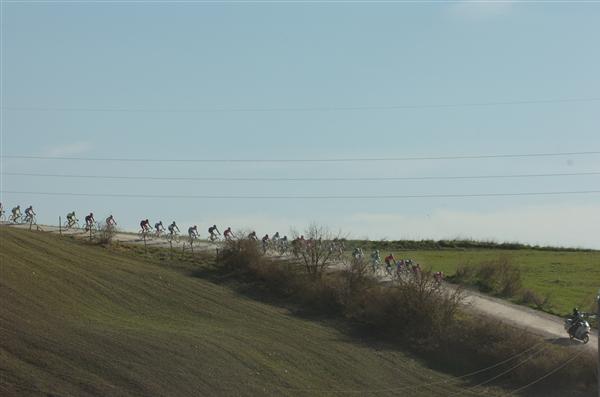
(568, 307, 583, 335)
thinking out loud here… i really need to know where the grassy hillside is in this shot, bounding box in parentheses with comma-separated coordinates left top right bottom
(1, 227, 499, 397)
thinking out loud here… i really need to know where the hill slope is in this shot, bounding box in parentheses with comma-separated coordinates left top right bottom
(0, 228, 492, 396)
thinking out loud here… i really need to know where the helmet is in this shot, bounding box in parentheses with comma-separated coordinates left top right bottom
(146, 219, 149, 222)
(172, 221, 176, 224)
(213, 224, 217, 228)
(17, 205, 20, 208)
(90, 212, 93, 216)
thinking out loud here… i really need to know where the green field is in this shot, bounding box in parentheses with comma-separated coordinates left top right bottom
(1, 227, 504, 396)
(370, 249, 600, 316)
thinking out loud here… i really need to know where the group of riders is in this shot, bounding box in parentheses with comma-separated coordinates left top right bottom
(353, 247, 443, 282)
(1, 204, 37, 224)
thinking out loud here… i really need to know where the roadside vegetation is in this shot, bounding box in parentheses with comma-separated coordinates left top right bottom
(213, 232, 596, 396)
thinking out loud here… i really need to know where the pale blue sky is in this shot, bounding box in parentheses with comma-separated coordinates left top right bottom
(1, 2, 599, 247)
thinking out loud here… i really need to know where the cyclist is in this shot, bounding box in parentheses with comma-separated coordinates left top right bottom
(106, 215, 117, 228)
(272, 232, 281, 242)
(261, 234, 270, 252)
(224, 227, 234, 240)
(154, 220, 165, 235)
(188, 225, 199, 240)
(84, 212, 95, 229)
(0, 203, 4, 219)
(384, 253, 395, 274)
(66, 211, 77, 227)
(140, 219, 151, 233)
(248, 231, 258, 241)
(23, 205, 36, 222)
(371, 250, 381, 270)
(352, 247, 364, 260)
(11, 205, 21, 220)
(208, 224, 220, 241)
(411, 262, 421, 275)
(168, 221, 180, 236)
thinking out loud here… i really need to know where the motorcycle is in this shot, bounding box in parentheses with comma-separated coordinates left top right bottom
(564, 317, 591, 344)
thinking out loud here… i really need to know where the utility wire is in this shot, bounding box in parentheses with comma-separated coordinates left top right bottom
(2, 151, 600, 163)
(3, 171, 600, 182)
(2, 97, 600, 113)
(2, 190, 600, 200)
(445, 342, 552, 397)
(500, 349, 587, 396)
(369, 339, 556, 395)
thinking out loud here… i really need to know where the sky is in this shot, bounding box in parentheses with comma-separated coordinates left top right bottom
(1, 1, 599, 248)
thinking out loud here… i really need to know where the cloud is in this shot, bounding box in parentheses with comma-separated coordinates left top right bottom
(43, 142, 92, 157)
(448, 0, 514, 20)
(193, 204, 600, 249)
(343, 204, 600, 249)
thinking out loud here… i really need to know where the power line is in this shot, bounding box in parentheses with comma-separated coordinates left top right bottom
(2, 151, 600, 163)
(501, 349, 587, 396)
(2, 190, 600, 200)
(445, 343, 550, 397)
(2, 97, 599, 113)
(3, 171, 600, 182)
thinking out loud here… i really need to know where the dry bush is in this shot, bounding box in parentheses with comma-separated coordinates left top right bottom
(336, 256, 375, 305)
(291, 224, 345, 280)
(96, 224, 117, 245)
(218, 237, 265, 273)
(347, 271, 464, 340)
(453, 257, 522, 297)
(521, 288, 553, 310)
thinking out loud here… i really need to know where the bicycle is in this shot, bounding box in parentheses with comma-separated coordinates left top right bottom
(84, 221, 100, 234)
(138, 228, 152, 240)
(165, 231, 180, 244)
(64, 218, 80, 230)
(9, 213, 22, 224)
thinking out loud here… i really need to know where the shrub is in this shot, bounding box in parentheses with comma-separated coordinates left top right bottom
(521, 288, 552, 310)
(291, 224, 345, 280)
(217, 237, 264, 273)
(452, 257, 522, 298)
(96, 224, 117, 245)
(347, 271, 464, 340)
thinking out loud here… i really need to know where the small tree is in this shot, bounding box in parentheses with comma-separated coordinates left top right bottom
(291, 224, 345, 280)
